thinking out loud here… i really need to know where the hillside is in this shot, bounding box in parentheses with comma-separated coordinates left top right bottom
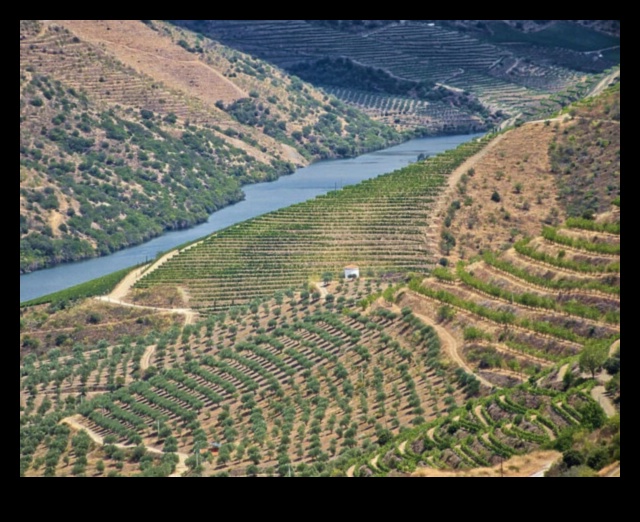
(19, 215, 620, 476)
(171, 20, 619, 132)
(19, 87, 620, 477)
(437, 84, 620, 264)
(20, 20, 402, 273)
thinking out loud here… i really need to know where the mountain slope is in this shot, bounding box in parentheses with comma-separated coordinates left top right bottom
(20, 20, 402, 273)
(171, 20, 618, 130)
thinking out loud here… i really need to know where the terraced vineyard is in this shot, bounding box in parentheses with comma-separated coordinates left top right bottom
(340, 384, 599, 476)
(175, 20, 601, 121)
(324, 87, 485, 134)
(134, 135, 492, 312)
(405, 216, 620, 387)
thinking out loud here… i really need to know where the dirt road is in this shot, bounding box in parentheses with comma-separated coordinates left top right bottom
(95, 295, 197, 325)
(140, 344, 157, 371)
(411, 312, 495, 389)
(591, 385, 616, 417)
(61, 414, 189, 477)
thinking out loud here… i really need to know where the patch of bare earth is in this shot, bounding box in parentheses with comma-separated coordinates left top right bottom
(57, 20, 245, 106)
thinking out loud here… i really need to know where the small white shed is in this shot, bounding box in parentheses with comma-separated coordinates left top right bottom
(344, 264, 360, 279)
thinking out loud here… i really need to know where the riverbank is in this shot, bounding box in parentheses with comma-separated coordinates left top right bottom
(21, 132, 484, 303)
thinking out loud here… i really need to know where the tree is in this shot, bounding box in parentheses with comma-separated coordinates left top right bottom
(96, 460, 105, 474)
(248, 446, 262, 465)
(491, 191, 501, 203)
(579, 342, 608, 379)
(322, 272, 333, 287)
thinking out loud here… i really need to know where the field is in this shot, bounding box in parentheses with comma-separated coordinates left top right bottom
(19, 84, 621, 477)
(174, 20, 608, 121)
(134, 135, 491, 312)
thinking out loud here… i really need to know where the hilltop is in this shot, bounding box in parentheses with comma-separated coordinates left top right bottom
(20, 20, 402, 273)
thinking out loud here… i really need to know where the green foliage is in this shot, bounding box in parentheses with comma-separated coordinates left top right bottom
(21, 265, 137, 306)
(579, 341, 609, 379)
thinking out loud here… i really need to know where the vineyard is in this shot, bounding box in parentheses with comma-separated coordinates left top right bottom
(323, 87, 485, 134)
(333, 211, 620, 476)
(174, 20, 604, 121)
(133, 135, 492, 312)
(405, 213, 620, 387)
(19, 55, 621, 477)
(340, 384, 604, 476)
(21, 280, 484, 476)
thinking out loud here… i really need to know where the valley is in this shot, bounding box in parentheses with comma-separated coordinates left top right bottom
(20, 20, 620, 478)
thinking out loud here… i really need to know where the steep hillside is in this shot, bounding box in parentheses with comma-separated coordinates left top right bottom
(437, 84, 620, 264)
(549, 84, 620, 217)
(20, 20, 402, 273)
(19, 86, 620, 478)
(172, 20, 618, 130)
(132, 136, 491, 312)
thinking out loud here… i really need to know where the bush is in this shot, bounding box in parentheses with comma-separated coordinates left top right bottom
(491, 191, 501, 203)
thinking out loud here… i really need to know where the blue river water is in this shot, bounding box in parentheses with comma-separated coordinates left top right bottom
(20, 132, 483, 302)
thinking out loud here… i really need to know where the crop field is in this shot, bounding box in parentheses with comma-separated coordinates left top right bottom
(340, 384, 600, 476)
(176, 20, 594, 118)
(323, 87, 484, 134)
(20, 279, 483, 476)
(405, 214, 619, 387)
(134, 135, 492, 312)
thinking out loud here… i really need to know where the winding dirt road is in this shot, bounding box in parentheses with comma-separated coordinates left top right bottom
(411, 312, 495, 389)
(61, 414, 189, 477)
(140, 344, 157, 371)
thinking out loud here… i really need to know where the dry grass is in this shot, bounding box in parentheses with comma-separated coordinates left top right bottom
(57, 20, 246, 106)
(20, 300, 182, 358)
(443, 122, 565, 263)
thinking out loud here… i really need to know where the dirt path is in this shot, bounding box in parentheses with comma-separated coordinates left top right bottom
(554, 364, 569, 383)
(591, 386, 616, 417)
(411, 312, 495, 389)
(474, 405, 488, 427)
(61, 415, 106, 445)
(398, 441, 407, 454)
(108, 251, 180, 301)
(588, 69, 620, 99)
(370, 454, 379, 469)
(598, 462, 620, 477)
(346, 465, 355, 477)
(314, 282, 329, 300)
(413, 450, 561, 477)
(529, 460, 555, 477)
(95, 296, 197, 324)
(140, 344, 157, 371)
(61, 414, 189, 476)
(427, 427, 437, 442)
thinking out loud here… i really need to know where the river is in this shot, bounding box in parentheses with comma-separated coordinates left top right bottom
(20, 132, 483, 302)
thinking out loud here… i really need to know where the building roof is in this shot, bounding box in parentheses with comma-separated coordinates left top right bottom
(344, 265, 359, 270)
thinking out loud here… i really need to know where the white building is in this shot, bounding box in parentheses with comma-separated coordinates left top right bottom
(344, 264, 360, 280)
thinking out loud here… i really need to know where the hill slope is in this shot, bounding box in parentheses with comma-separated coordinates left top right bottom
(20, 20, 402, 273)
(171, 20, 619, 131)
